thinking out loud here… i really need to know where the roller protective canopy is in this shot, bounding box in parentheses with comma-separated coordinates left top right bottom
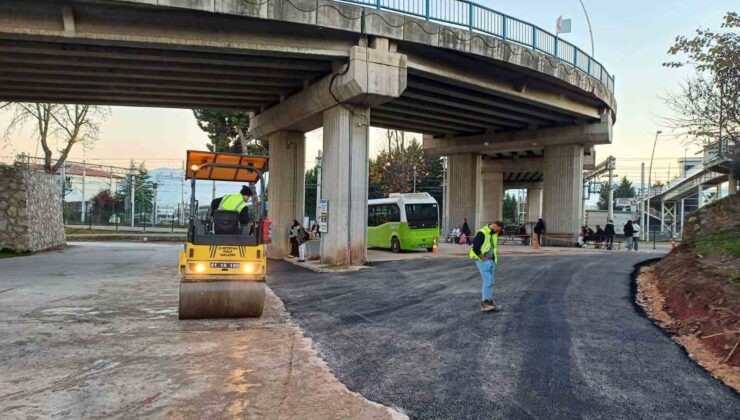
(186, 150, 268, 182)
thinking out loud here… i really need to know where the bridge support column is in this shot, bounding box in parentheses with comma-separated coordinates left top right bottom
(729, 172, 737, 195)
(319, 105, 370, 266)
(542, 144, 584, 243)
(445, 153, 482, 232)
(526, 188, 542, 223)
(266, 131, 305, 259)
(480, 172, 503, 225)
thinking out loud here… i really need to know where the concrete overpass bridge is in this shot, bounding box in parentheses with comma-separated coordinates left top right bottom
(638, 141, 736, 238)
(0, 0, 616, 265)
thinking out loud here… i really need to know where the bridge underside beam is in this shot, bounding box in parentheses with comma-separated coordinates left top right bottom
(249, 42, 407, 138)
(424, 113, 612, 156)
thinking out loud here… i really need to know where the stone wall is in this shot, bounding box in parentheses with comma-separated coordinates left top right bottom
(682, 193, 740, 246)
(0, 165, 66, 252)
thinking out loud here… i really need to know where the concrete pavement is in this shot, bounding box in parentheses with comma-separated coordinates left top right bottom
(268, 255, 740, 419)
(0, 243, 404, 419)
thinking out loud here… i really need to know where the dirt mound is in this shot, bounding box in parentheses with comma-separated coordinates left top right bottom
(639, 194, 740, 391)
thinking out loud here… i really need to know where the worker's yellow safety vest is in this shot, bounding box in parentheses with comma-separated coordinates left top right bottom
(218, 193, 247, 213)
(469, 225, 499, 264)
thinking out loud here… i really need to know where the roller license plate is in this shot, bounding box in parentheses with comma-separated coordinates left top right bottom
(210, 262, 240, 269)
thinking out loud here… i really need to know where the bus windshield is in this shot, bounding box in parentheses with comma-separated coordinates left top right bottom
(405, 204, 438, 229)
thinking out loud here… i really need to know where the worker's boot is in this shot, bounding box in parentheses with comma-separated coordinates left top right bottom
(481, 300, 495, 312)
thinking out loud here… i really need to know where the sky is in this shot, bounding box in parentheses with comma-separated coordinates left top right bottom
(1, 0, 736, 189)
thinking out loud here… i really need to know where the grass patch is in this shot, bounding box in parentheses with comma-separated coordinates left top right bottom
(0, 248, 32, 258)
(694, 231, 740, 258)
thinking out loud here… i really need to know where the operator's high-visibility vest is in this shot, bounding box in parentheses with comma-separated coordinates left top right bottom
(218, 193, 247, 213)
(469, 225, 499, 264)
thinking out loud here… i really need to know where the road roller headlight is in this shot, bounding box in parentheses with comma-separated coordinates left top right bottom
(243, 263, 261, 274)
(188, 262, 206, 273)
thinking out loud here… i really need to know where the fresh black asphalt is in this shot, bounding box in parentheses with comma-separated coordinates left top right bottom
(267, 254, 739, 419)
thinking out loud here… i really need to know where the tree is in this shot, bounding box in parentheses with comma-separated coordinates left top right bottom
(90, 189, 124, 224)
(2, 103, 109, 173)
(502, 193, 518, 224)
(663, 12, 739, 147)
(192, 110, 268, 155)
(597, 176, 636, 210)
(304, 166, 318, 221)
(369, 130, 443, 197)
(117, 162, 155, 224)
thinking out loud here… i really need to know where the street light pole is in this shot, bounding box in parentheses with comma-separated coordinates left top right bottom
(648, 131, 662, 193)
(578, 0, 595, 57)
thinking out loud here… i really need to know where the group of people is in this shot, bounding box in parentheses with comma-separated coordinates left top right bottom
(578, 221, 615, 249)
(289, 220, 321, 263)
(623, 219, 641, 251)
(448, 218, 473, 244)
(577, 219, 642, 251)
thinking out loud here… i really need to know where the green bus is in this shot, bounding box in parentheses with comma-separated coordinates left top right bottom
(367, 193, 440, 252)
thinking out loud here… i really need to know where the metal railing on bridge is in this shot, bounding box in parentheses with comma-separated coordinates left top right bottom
(339, 0, 615, 92)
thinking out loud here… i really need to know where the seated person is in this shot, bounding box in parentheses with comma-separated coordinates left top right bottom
(451, 226, 461, 244)
(518, 224, 529, 245)
(594, 225, 605, 247)
(210, 185, 252, 234)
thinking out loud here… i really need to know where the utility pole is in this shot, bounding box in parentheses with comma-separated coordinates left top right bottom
(315, 150, 322, 224)
(641, 162, 646, 240)
(413, 165, 417, 193)
(110, 166, 115, 225)
(181, 160, 186, 224)
(441, 156, 447, 235)
(130, 164, 136, 227)
(607, 156, 615, 222)
(152, 182, 158, 226)
(81, 160, 86, 223)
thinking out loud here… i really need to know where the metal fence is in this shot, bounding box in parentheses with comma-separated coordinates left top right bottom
(338, 0, 615, 92)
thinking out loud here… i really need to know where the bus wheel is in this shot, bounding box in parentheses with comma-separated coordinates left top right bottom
(391, 237, 401, 253)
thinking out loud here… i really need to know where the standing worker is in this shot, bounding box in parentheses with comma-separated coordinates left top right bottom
(470, 221, 504, 312)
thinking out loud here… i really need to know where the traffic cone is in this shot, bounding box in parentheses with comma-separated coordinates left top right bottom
(432, 238, 439, 254)
(533, 233, 540, 250)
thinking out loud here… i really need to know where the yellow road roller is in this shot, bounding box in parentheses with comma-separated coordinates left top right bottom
(178, 150, 271, 319)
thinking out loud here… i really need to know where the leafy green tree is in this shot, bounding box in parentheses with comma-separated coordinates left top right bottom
(304, 166, 318, 221)
(117, 162, 155, 224)
(90, 189, 123, 224)
(502, 193, 518, 224)
(192, 110, 268, 155)
(368, 130, 443, 200)
(597, 176, 637, 210)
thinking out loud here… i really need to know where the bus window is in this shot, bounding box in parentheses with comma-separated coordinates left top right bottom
(389, 204, 400, 222)
(368, 205, 376, 227)
(405, 204, 438, 229)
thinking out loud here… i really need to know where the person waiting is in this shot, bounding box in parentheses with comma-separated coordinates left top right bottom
(451, 226, 461, 244)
